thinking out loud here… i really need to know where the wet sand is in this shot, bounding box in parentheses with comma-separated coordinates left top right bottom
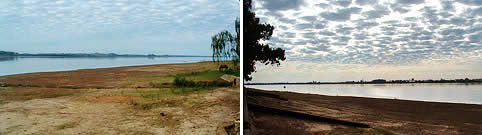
(246, 88, 482, 135)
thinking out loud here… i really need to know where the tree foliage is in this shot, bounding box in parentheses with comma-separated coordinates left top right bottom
(243, 0, 286, 81)
(211, 18, 240, 66)
(0, 51, 18, 56)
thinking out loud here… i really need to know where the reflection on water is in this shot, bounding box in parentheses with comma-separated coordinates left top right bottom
(0, 57, 17, 62)
(0, 56, 211, 76)
(247, 83, 482, 104)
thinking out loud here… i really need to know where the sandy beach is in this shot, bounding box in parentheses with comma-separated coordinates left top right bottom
(245, 88, 482, 135)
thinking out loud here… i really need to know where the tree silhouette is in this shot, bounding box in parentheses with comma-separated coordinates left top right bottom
(243, 0, 286, 81)
(211, 18, 240, 66)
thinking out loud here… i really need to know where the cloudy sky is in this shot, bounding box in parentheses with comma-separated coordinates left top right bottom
(249, 0, 482, 82)
(0, 0, 239, 55)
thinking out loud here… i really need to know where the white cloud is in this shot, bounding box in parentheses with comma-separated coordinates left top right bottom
(253, 0, 481, 65)
(0, 0, 239, 55)
(250, 0, 481, 82)
(55, 1, 64, 4)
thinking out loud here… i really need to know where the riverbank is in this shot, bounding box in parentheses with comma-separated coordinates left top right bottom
(245, 88, 482, 135)
(0, 61, 240, 134)
(0, 56, 212, 76)
(0, 61, 237, 88)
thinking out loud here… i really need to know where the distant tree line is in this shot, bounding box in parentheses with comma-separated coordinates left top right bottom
(0, 51, 208, 57)
(0, 51, 18, 56)
(245, 78, 482, 85)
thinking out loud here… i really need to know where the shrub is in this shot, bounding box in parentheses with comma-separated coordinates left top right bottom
(222, 68, 240, 77)
(0, 83, 9, 87)
(173, 77, 197, 87)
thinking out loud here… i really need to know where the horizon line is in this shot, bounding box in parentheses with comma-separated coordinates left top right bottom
(0, 50, 214, 57)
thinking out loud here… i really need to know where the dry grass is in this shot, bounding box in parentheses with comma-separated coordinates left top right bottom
(0, 87, 82, 102)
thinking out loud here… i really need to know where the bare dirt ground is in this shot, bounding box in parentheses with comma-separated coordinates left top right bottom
(246, 88, 482, 135)
(0, 87, 239, 135)
(0, 62, 240, 135)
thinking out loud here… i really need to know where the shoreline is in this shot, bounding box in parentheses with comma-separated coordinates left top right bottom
(0, 60, 217, 77)
(245, 85, 482, 105)
(249, 88, 482, 105)
(0, 55, 211, 58)
(246, 87, 482, 134)
(0, 61, 237, 89)
(245, 81, 482, 85)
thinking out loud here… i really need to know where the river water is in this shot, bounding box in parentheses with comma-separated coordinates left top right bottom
(0, 56, 211, 76)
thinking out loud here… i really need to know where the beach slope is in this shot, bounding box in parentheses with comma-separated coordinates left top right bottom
(246, 88, 482, 135)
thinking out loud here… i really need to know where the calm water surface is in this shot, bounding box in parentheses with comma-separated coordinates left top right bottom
(246, 83, 482, 104)
(0, 57, 211, 76)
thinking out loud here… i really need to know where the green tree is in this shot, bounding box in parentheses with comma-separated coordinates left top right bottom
(243, 0, 286, 81)
(0, 51, 18, 56)
(211, 18, 240, 67)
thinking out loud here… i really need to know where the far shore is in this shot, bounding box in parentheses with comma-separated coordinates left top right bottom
(0, 55, 211, 58)
(0, 59, 239, 77)
(246, 88, 482, 134)
(245, 80, 482, 85)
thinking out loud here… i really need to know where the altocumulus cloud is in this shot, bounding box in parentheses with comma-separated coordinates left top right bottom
(253, 0, 481, 65)
(0, 0, 239, 55)
(249, 0, 482, 82)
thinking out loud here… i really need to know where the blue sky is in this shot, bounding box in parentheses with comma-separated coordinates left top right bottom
(0, 0, 239, 55)
(250, 0, 482, 82)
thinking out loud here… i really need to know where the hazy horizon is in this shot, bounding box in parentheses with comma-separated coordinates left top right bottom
(0, 0, 240, 56)
(0, 50, 211, 56)
(248, 0, 482, 82)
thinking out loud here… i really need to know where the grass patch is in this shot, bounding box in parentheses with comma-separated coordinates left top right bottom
(173, 70, 225, 81)
(173, 76, 230, 88)
(173, 77, 197, 87)
(128, 69, 237, 110)
(221, 68, 240, 77)
(142, 69, 239, 88)
(132, 69, 239, 88)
